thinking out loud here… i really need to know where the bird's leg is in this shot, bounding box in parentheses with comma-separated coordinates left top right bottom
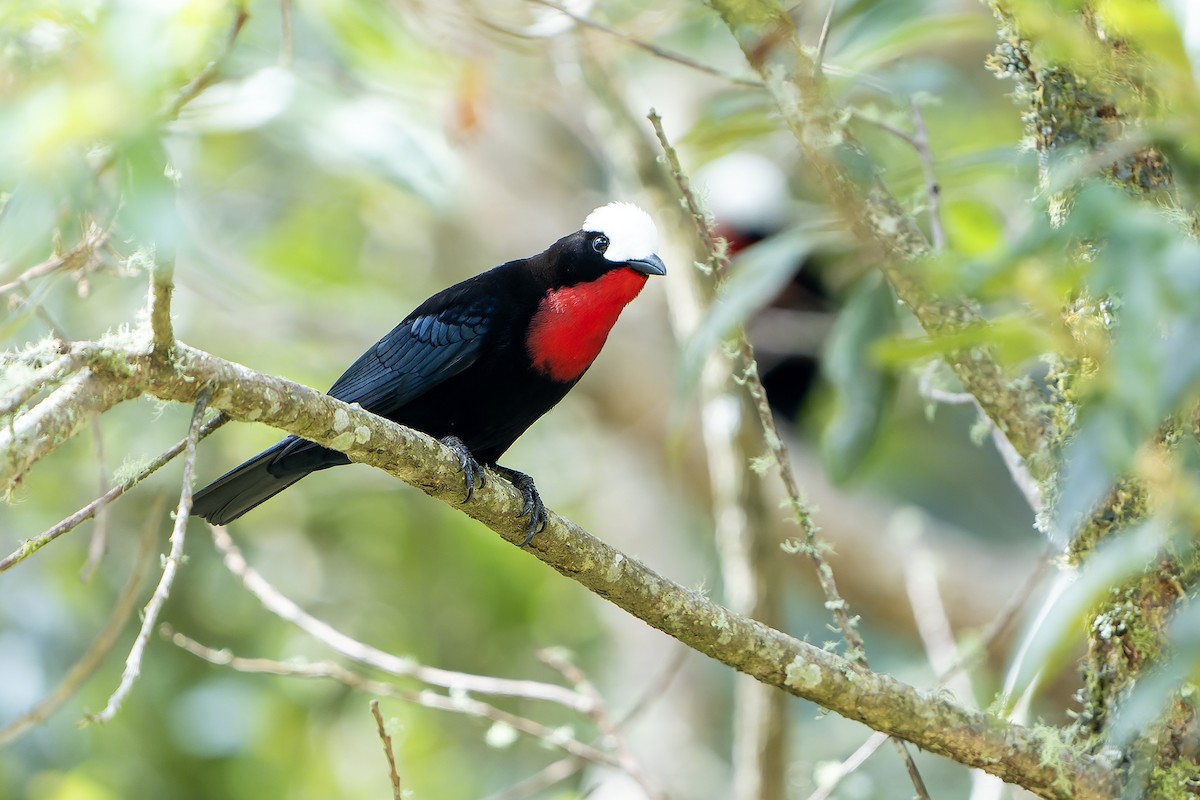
(439, 435, 485, 503)
(493, 465, 547, 546)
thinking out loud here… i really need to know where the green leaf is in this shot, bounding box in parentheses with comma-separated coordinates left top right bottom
(836, 13, 993, 74)
(820, 274, 897, 482)
(679, 94, 779, 165)
(678, 225, 822, 400)
(1002, 521, 1166, 709)
(943, 197, 1003, 258)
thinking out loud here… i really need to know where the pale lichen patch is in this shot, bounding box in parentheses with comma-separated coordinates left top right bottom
(785, 657, 822, 691)
(606, 552, 625, 583)
(328, 431, 355, 451)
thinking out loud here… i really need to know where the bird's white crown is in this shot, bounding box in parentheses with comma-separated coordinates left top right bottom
(582, 202, 659, 263)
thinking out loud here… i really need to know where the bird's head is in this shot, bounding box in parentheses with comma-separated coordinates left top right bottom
(542, 202, 667, 286)
(525, 202, 666, 382)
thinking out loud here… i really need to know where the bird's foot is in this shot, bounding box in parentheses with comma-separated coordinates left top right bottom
(440, 436, 485, 503)
(493, 466, 547, 546)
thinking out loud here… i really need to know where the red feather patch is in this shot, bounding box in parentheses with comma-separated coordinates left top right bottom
(525, 268, 649, 383)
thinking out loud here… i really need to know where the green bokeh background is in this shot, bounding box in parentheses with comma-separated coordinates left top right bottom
(5, 1, 1200, 798)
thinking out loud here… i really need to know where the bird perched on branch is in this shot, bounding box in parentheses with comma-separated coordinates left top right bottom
(192, 202, 667, 544)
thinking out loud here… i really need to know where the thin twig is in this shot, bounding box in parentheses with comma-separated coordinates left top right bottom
(84, 391, 209, 726)
(540, 649, 662, 800)
(909, 102, 946, 252)
(851, 104, 946, 252)
(813, 0, 837, 79)
(614, 645, 688, 728)
(482, 757, 583, 800)
(164, 629, 621, 768)
(369, 700, 404, 800)
(806, 732, 889, 800)
(0, 494, 163, 745)
(989, 422, 1043, 513)
(0, 412, 228, 575)
(490, 649, 688, 800)
(279, 0, 293, 67)
(526, 0, 763, 88)
(648, 95, 790, 797)
(165, 4, 251, 120)
(0, 226, 109, 297)
(208, 524, 595, 712)
(849, 107, 917, 145)
(81, 414, 110, 581)
(0, 351, 80, 418)
(918, 362, 1043, 513)
(648, 107, 865, 663)
(650, 107, 931, 800)
(8, 284, 69, 339)
(901, 516, 976, 700)
(934, 545, 1056, 686)
(812, 545, 1055, 800)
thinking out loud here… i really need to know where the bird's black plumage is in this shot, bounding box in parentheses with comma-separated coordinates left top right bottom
(191, 203, 666, 540)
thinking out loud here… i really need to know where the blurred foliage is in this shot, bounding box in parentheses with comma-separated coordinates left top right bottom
(4, 0, 1200, 797)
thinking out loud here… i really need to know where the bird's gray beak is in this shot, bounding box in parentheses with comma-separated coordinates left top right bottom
(625, 254, 667, 276)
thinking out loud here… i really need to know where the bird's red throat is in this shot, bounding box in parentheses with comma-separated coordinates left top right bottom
(526, 268, 649, 383)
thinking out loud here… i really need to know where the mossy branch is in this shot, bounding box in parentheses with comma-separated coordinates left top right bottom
(1, 335, 1121, 799)
(706, 0, 1051, 470)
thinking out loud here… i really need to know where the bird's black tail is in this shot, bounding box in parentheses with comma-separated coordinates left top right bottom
(191, 439, 310, 526)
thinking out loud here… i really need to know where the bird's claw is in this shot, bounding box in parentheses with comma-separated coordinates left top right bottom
(440, 435, 485, 503)
(494, 466, 547, 546)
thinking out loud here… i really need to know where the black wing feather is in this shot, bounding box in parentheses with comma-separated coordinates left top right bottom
(265, 299, 494, 476)
(326, 298, 493, 415)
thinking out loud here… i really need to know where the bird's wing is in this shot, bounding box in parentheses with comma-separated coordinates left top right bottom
(326, 297, 494, 414)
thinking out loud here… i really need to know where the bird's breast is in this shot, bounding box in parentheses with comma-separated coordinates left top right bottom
(524, 268, 648, 383)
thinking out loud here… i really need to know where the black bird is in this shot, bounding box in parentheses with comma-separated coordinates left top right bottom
(191, 202, 667, 543)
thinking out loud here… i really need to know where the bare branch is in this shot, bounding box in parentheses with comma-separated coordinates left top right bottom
(209, 524, 595, 712)
(85, 391, 209, 726)
(849, 104, 945, 252)
(707, 0, 1050, 468)
(934, 546, 1055, 688)
(12, 338, 1118, 797)
(0, 350, 81, 418)
(648, 107, 865, 669)
(163, 628, 622, 768)
(164, 4, 251, 120)
(0, 412, 227, 574)
(0, 494, 162, 745)
(526, 0, 763, 88)
(0, 225, 109, 298)
(482, 757, 583, 800)
(1, 369, 139, 497)
(648, 108, 790, 800)
(539, 649, 662, 800)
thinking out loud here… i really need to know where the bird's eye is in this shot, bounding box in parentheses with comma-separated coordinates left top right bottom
(592, 234, 609, 254)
